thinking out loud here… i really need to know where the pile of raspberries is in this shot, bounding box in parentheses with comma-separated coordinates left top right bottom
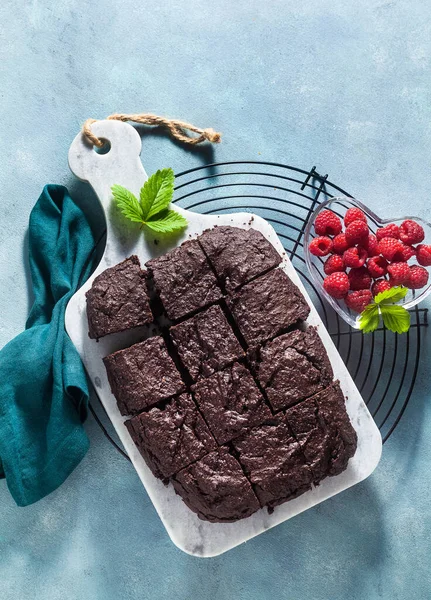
(309, 207, 430, 314)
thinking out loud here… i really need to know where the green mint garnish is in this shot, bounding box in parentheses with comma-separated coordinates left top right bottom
(358, 285, 410, 334)
(358, 303, 381, 333)
(111, 168, 188, 235)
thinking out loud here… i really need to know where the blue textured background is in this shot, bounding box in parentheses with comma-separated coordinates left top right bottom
(1, 2, 430, 598)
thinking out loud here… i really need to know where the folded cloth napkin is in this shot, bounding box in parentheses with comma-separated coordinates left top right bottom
(0, 185, 99, 506)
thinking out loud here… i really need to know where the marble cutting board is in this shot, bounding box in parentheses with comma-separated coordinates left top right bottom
(66, 120, 382, 557)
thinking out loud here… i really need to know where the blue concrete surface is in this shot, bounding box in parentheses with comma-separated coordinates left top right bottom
(1, 1, 430, 598)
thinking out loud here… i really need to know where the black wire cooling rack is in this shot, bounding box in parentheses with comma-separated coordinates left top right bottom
(90, 162, 428, 454)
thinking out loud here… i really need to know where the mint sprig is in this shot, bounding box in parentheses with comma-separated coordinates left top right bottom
(358, 286, 410, 334)
(111, 168, 187, 235)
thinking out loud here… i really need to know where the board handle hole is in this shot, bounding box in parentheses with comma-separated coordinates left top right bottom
(94, 139, 111, 155)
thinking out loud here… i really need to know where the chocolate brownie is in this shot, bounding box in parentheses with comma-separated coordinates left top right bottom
(253, 327, 333, 411)
(198, 226, 282, 291)
(170, 305, 244, 381)
(96, 228, 359, 523)
(227, 268, 310, 347)
(232, 416, 313, 509)
(125, 394, 216, 479)
(285, 397, 333, 482)
(286, 384, 357, 481)
(86, 256, 153, 339)
(172, 447, 260, 522)
(103, 336, 185, 415)
(192, 362, 272, 444)
(311, 383, 357, 476)
(146, 239, 222, 320)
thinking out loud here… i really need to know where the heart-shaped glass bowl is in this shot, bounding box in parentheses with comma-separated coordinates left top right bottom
(304, 196, 431, 329)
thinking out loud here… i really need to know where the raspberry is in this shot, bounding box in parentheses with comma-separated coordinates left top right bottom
(323, 272, 350, 298)
(376, 223, 400, 241)
(343, 246, 368, 268)
(348, 266, 372, 291)
(324, 254, 346, 275)
(367, 255, 388, 278)
(387, 262, 410, 285)
(392, 243, 416, 262)
(332, 233, 349, 255)
(407, 265, 429, 289)
(344, 207, 367, 227)
(309, 236, 333, 257)
(345, 220, 369, 245)
(371, 279, 392, 297)
(364, 233, 379, 257)
(345, 290, 373, 313)
(399, 219, 424, 245)
(314, 210, 343, 236)
(416, 244, 431, 267)
(378, 237, 404, 261)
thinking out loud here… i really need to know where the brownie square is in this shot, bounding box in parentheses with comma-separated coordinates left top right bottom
(253, 327, 333, 411)
(232, 416, 313, 509)
(103, 336, 185, 415)
(172, 447, 260, 522)
(285, 397, 333, 483)
(86, 255, 153, 339)
(198, 226, 282, 291)
(192, 362, 272, 444)
(125, 393, 216, 479)
(286, 384, 357, 482)
(146, 239, 222, 321)
(311, 383, 357, 476)
(227, 268, 310, 347)
(170, 305, 244, 381)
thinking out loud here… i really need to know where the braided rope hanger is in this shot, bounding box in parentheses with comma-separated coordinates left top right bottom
(82, 113, 222, 147)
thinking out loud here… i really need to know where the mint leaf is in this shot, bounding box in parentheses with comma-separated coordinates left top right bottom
(358, 303, 380, 333)
(359, 285, 410, 334)
(111, 185, 144, 223)
(112, 168, 188, 236)
(140, 168, 175, 220)
(374, 285, 408, 305)
(145, 209, 188, 234)
(380, 305, 411, 334)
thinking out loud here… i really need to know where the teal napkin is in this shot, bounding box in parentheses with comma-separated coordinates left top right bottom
(0, 185, 99, 506)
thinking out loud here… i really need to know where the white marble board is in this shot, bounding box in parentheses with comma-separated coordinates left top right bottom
(66, 120, 382, 558)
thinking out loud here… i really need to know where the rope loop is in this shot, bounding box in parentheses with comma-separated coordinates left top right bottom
(82, 113, 222, 147)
